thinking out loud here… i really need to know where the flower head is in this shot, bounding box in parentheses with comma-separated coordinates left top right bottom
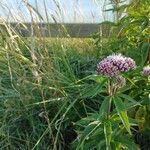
(142, 66, 150, 76)
(97, 54, 136, 77)
(97, 58, 119, 77)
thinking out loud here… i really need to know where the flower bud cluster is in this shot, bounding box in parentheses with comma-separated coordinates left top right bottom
(142, 66, 150, 76)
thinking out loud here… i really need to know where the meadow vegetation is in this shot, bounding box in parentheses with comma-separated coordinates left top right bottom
(0, 0, 150, 149)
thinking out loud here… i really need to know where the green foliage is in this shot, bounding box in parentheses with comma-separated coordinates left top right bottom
(0, 0, 150, 149)
(0, 26, 102, 149)
(93, 0, 150, 65)
(113, 96, 131, 134)
(72, 76, 141, 149)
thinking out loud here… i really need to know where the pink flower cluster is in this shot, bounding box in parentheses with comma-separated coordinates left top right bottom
(142, 66, 150, 76)
(97, 54, 136, 77)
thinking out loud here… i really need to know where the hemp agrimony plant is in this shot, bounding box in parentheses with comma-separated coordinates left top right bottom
(97, 54, 136, 119)
(73, 54, 139, 150)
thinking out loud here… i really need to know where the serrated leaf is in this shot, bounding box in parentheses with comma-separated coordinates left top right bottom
(113, 97, 131, 134)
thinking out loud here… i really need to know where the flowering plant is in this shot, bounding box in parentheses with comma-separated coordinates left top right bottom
(97, 54, 136, 119)
(97, 54, 136, 77)
(73, 54, 139, 149)
(142, 66, 150, 76)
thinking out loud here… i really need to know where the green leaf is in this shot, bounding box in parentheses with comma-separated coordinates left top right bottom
(118, 93, 141, 108)
(140, 42, 149, 66)
(104, 121, 112, 150)
(99, 96, 109, 117)
(118, 94, 135, 102)
(81, 83, 105, 98)
(82, 128, 104, 150)
(97, 140, 106, 150)
(76, 113, 100, 127)
(141, 97, 150, 105)
(77, 121, 101, 150)
(89, 75, 106, 84)
(114, 135, 138, 150)
(80, 76, 106, 99)
(113, 97, 131, 135)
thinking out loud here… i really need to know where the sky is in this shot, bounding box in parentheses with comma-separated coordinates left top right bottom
(0, 0, 114, 23)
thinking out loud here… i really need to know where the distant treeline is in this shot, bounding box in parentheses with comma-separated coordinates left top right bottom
(1, 23, 112, 38)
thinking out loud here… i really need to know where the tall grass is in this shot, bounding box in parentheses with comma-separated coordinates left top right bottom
(0, 26, 103, 149)
(0, 1, 107, 149)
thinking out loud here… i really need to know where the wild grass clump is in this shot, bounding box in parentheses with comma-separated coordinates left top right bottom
(0, 19, 102, 149)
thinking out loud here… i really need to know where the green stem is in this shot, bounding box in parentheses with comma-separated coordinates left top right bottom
(107, 79, 113, 119)
(107, 96, 113, 119)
